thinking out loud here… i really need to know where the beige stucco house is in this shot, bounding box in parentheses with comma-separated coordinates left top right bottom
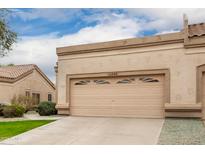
(55, 15, 205, 119)
(0, 64, 55, 104)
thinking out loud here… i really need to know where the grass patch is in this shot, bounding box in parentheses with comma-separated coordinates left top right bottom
(0, 120, 55, 141)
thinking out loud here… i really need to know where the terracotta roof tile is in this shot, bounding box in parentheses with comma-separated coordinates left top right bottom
(188, 23, 205, 38)
(0, 64, 35, 79)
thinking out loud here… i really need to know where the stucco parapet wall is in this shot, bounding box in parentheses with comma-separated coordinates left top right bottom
(184, 35, 205, 48)
(57, 32, 184, 56)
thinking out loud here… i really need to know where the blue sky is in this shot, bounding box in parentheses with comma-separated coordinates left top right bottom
(2, 8, 205, 82)
(9, 8, 159, 37)
(9, 9, 98, 36)
(9, 8, 192, 38)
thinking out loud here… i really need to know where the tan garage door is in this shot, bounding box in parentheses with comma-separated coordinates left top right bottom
(202, 73, 205, 119)
(70, 74, 165, 118)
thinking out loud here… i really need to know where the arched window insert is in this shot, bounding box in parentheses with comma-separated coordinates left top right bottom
(94, 80, 110, 84)
(75, 80, 90, 85)
(116, 78, 135, 84)
(139, 77, 159, 82)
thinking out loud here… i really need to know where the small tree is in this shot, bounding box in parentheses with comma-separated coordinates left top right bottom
(0, 9, 17, 57)
(7, 63, 14, 66)
(0, 63, 15, 67)
(11, 94, 36, 112)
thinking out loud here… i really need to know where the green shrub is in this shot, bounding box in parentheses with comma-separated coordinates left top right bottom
(14, 104, 26, 117)
(37, 101, 57, 116)
(3, 106, 15, 118)
(3, 104, 25, 118)
(0, 104, 6, 116)
(11, 95, 36, 112)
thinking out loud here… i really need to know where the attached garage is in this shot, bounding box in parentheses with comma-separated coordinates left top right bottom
(69, 74, 166, 118)
(56, 17, 205, 118)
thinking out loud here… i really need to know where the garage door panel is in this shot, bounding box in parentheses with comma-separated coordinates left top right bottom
(71, 106, 163, 110)
(112, 98, 163, 105)
(72, 85, 163, 92)
(72, 93, 163, 98)
(71, 101, 113, 106)
(70, 74, 165, 118)
(71, 103, 163, 107)
(72, 94, 163, 98)
(112, 110, 164, 118)
(112, 106, 164, 110)
(70, 106, 113, 116)
(72, 91, 163, 96)
(71, 97, 163, 106)
(71, 99, 163, 107)
(72, 90, 163, 97)
(71, 108, 164, 118)
(70, 109, 113, 117)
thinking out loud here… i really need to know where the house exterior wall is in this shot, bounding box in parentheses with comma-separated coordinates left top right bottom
(56, 40, 205, 117)
(0, 69, 55, 104)
(0, 82, 13, 104)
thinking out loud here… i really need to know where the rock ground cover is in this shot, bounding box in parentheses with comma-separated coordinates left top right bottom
(158, 118, 205, 145)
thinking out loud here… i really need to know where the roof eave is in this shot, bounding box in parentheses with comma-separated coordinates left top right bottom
(0, 66, 55, 90)
(0, 69, 34, 83)
(33, 65, 56, 90)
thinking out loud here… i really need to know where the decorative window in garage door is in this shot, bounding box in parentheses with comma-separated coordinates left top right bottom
(74, 76, 160, 86)
(94, 79, 110, 84)
(139, 77, 159, 82)
(116, 78, 135, 84)
(74, 79, 110, 85)
(74, 80, 90, 85)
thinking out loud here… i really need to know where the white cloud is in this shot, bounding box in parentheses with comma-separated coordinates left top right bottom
(12, 9, 81, 22)
(155, 30, 180, 35)
(58, 16, 140, 46)
(0, 16, 140, 83)
(126, 8, 205, 31)
(12, 8, 205, 32)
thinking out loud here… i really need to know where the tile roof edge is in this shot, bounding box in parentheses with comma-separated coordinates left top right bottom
(0, 64, 55, 90)
(33, 65, 56, 90)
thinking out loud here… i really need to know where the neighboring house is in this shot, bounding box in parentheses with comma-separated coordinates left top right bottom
(55, 15, 205, 119)
(0, 64, 55, 104)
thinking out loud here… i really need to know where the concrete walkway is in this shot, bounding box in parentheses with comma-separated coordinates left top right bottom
(0, 117, 164, 145)
(0, 112, 66, 121)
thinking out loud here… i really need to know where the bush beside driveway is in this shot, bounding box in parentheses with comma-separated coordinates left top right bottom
(158, 118, 205, 145)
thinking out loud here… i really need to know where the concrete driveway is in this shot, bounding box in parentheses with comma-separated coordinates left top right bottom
(0, 117, 164, 145)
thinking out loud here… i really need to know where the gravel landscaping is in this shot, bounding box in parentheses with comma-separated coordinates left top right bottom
(158, 118, 205, 145)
